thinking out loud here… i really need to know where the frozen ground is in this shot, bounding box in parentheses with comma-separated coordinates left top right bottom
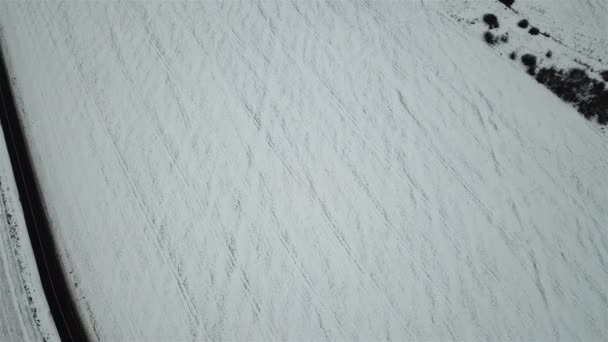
(0, 128, 59, 341)
(1, 1, 607, 340)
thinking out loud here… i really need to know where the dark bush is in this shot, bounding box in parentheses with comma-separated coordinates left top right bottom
(500, 33, 509, 43)
(498, 0, 515, 8)
(601, 70, 608, 82)
(546, 50, 552, 58)
(517, 19, 529, 28)
(509, 51, 517, 60)
(521, 54, 537, 67)
(521, 54, 537, 75)
(484, 31, 498, 45)
(529, 27, 540, 35)
(483, 14, 499, 29)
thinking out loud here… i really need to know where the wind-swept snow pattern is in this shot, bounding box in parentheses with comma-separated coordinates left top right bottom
(1, 1, 607, 340)
(0, 125, 59, 341)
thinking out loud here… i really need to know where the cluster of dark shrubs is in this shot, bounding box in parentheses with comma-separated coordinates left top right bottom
(520, 53, 537, 75)
(482, 13, 544, 47)
(535, 68, 608, 124)
(483, 14, 499, 29)
(481, 13, 510, 45)
(517, 19, 545, 36)
(484, 31, 509, 45)
(498, 0, 515, 8)
(484, 31, 497, 44)
(477, 8, 607, 126)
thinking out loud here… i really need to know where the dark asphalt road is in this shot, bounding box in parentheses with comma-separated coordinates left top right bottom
(0, 50, 89, 342)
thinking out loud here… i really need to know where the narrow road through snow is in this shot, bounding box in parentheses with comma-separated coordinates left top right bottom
(0, 51, 87, 342)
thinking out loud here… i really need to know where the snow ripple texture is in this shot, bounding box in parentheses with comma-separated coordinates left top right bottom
(0, 1, 607, 340)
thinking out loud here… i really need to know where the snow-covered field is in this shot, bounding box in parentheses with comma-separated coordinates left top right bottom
(1, 1, 607, 340)
(0, 129, 58, 341)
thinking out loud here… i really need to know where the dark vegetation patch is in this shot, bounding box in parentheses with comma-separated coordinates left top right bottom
(517, 19, 529, 28)
(483, 31, 508, 45)
(535, 68, 608, 124)
(521, 54, 537, 67)
(521, 53, 537, 75)
(474, 5, 607, 126)
(483, 14, 499, 29)
(498, 0, 515, 8)
(484, 31, 498, 45)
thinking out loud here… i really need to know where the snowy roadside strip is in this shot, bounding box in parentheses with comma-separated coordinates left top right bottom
(0, 49, 89, 341)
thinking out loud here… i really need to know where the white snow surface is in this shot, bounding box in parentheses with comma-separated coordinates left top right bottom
(0, 127, 59, 341)
(1, 1, 607, 340)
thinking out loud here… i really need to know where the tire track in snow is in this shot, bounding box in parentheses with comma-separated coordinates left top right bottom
(363, 5, 607, 327)
(38, 3, 208, 339)
(4, 1, 606, 339)
(120, 4, 307, 339)
(214, 2, 505, 334)
(246, 3, 608, 332)
(305, 3, 601, 332)
(170, 1, 424, 336)
(428, 10, 608, 219)
(112, 2, 352, 338)
(209, 2, 448, 335)
(358, 0, 608, 260)
(165, 3, 355, 337)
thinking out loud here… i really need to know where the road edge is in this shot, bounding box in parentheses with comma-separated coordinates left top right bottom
(0, 48, 90, 342)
